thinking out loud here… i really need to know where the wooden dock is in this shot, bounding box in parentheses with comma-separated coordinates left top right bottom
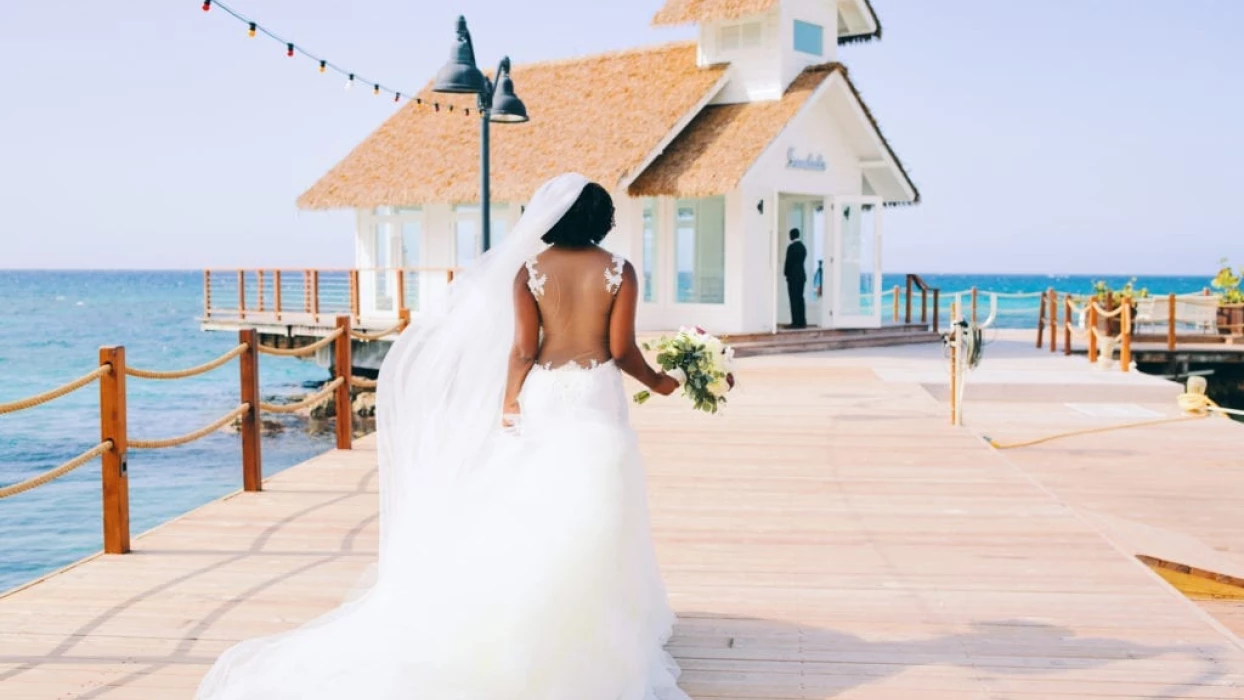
(3, 337, 1244, 698)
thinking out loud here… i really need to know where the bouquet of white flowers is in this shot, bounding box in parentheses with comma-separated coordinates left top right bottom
(633, 327, 736, 413)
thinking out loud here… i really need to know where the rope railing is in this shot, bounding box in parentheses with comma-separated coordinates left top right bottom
(349, 376, 378, 389)
(0, 366, 111, 415)
(130, 404, 251, 449)
(350, 321, 406, 342)
(0, 441, 113, 500)
(256, 328, 343, 357)
(260, 378, 344, 414)
(126, 343, 248, 380)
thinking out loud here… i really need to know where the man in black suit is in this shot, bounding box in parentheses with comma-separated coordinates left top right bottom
(784, 228, 808, 328)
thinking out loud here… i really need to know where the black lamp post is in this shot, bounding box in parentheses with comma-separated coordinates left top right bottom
(433, 16, 529, 253)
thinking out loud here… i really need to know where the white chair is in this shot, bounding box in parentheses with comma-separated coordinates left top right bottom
(1176, 297, 1218, 334)
(1133, 297, 1157, 331)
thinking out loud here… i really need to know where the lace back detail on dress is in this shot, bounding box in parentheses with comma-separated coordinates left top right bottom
(605, 254, 625, 295)
(525, 256, 547, 298)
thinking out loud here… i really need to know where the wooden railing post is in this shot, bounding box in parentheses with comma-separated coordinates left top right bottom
(905, 276, 913, 324)
(1120, 302, 1132, 372)
(239, 329, 262, 492)
(257, 270, 265, 313)
(1049, 289, 1059, 353)
(349, 269, 361, 321)
(892, 285, 900, 323)
(447, 269, 456, 284)
(932, 289, 940, 333)
(921, 287, 929, 325)
(303, 270, 312, 314)
(334, 316, 353, 451)
(311, 270, 321, 324)
(397, 269, 407, 313)
(1036, 289, 1047, 349)
(99, 346, 129, 555)
(399, 307, 411, 332)
(1088, 304, 1099, 363)
(274, 270, 283, 321)
(237, 269, 246, 321)
(970, 287, 979, 326)
(1167, 293, 1177, 351)
(203, 270, 212, 319)
(1064, 294, 1073, 356)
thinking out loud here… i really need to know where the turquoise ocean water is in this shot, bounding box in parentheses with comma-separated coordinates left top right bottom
(0, 271, 1214, 591)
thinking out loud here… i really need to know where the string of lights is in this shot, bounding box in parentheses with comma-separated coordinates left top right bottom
(199, 0, 473, 115)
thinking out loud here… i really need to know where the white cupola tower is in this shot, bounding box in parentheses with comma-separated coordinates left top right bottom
(670, 0, 879, 104)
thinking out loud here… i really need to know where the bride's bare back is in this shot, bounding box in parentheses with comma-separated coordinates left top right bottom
(523, 246, 624, 369)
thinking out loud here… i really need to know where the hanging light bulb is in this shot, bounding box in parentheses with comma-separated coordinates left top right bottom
(346, 73, 355, 90)
(201, 0, 211, 11)
(319, 60, 327, 74)
(373, 84, 380, 96)
(394, 92, 402, 103)
(286, 43, 295, 58)
(248, 22, 256, 38)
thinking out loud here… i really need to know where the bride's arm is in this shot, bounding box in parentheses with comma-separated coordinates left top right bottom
(503, 267, 540, 423)
(610, 262, 679, 396)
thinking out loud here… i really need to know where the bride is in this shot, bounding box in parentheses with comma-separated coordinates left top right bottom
(196, 173, 686, 699)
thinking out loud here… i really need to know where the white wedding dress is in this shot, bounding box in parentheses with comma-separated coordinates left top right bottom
(196, 174, 689, 700)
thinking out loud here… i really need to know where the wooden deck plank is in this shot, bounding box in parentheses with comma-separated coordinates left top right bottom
(2, 342, 1242, 698)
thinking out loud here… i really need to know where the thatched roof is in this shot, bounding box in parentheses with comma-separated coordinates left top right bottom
(628, 63, 919, 204)
(298, 43, 727, 210)
(652, 0, 883, 44)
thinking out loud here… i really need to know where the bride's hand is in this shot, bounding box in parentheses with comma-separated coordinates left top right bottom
(653, 373, 681, 397)
(501, 402, 521, 428)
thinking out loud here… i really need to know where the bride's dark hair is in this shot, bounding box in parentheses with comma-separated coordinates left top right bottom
(541, 182, 615, 246)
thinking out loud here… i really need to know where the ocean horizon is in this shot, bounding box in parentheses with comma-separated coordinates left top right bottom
(0, 269, 1221, 591)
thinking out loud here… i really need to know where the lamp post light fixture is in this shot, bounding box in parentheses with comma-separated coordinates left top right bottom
(433, 16, 529, 254)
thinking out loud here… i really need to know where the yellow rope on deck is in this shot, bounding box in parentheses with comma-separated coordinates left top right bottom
(126, 344, 247, 380)
(0, 441, 112, 499)
(350, 322, 406, 342)
(0, 366, 111, 415)
(986, 378, 1233, 450)
(130, 404, 250, 449)
(256, 329, 343, 357)
(259, 378, 344, 414)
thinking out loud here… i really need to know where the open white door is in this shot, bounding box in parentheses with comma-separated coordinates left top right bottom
(830, 196, 883, 328)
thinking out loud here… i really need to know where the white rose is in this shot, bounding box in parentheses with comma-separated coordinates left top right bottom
(707, 377, 729, 397)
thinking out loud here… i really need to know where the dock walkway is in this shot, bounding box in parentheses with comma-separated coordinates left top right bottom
(3, 336, 1243, 698)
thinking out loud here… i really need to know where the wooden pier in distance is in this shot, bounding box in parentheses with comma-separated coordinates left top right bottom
(2, 336, 1243, 698)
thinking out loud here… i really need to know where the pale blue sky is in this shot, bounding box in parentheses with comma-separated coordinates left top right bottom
(1, 1, 1240, 273)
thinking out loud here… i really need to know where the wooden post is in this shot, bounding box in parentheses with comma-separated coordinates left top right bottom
(399, 307, 411, 332)
(303, 270, 312, 314)
(349, 270, 361, 321)
(311, 270, 321, 324)
(949, 302, 957, 425)
(892, 285, 900, 323)
(921, 287, 929, 325)
(1064, 294, 1073, 356)
(1036, 289, 1047, 349)
(1049, 289, 1059, 353)
(257, 270, 265, 313)
(1167, 293, 1177, 351)
(238, 329, 262, 492)
(274, 270, 283, 321)
(397, 269, 407, 312)
(334, 316, 353, 451)
(1120, 302, 1132, 372)
(203, 270, 212, 319)
(1088, 304, 1099, 363)
(970, 287, 979, 326)
(99, 347, 129, 555)
(932, 289, 940, 333)
(447, 269, 456, 284)
(905, 276, 913, 324)
(237, 269, 246, 321)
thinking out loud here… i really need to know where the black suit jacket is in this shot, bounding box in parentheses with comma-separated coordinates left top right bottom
(784, 241, 807, 282)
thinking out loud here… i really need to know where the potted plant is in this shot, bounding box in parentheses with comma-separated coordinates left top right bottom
(1211, 259, 1244, 336)
(1090, 278, 1147, 335)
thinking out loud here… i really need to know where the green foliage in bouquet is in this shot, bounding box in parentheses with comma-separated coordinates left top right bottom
(633, 331, 734, 413)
